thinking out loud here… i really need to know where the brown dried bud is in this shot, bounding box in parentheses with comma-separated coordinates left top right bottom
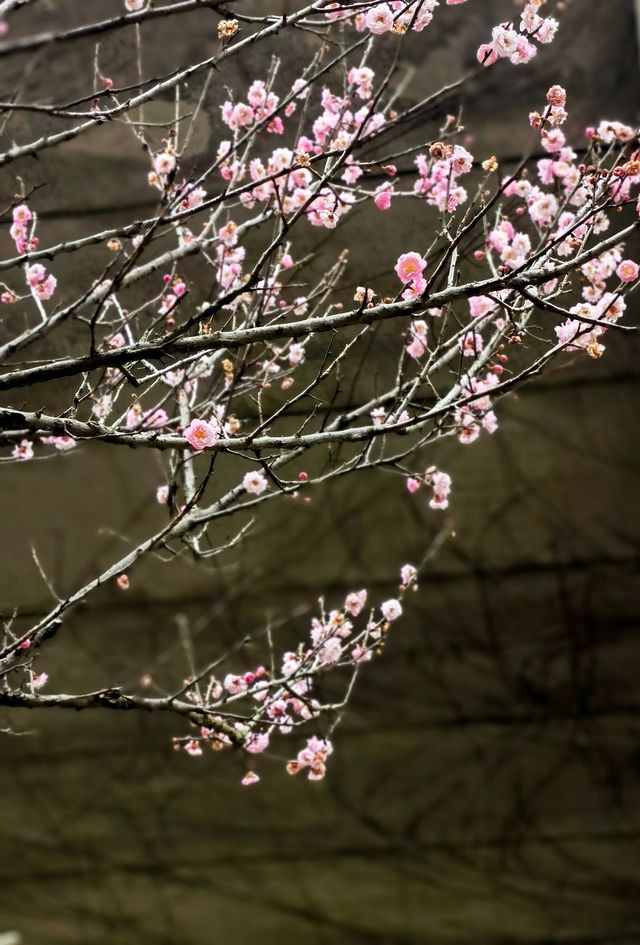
(622, 159, 640, 177)
(429, 141, 450, 161)
(217, 18, 239, 39)
(107, 238, 122, 252)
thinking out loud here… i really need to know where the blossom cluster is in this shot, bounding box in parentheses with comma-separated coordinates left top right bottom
(326, 0, 464, 35)
(176, 564, 417, 784)
(407, 468, 452, 510)
(477, 1, 558, 67)
(414, 142, 474, 214)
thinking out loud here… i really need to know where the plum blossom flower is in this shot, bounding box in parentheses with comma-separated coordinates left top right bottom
(616, 260, 639, 283)
(374, 185, 393, 210)
(243, 470, 268, 495)
(40, 435, 76, 452)
(469, 295, 496, 319)
(185, 419, 218, 450)
(242, 771, 260, 786)
(224, 673, 247, 696)
(345, 589, 367, 616)
(153, 151, 176, 177)
(460, 330, 484, 357)
(288, 343, 305, 366)
(287, 736, 333, 780)
(12, 440, 33, 461)
(245, 731, 270, 754)
(184, 740, 202, 757)
(365, 3, 393, 34)
(26, 264, 56, 300)
(380, 599, 402, 622)
(547, 85, 566, 107)
(491, 25, 519, 58)
(428, 470, 452, 510)
(320, 636, 343, 666)
(395, 251, 427, 284)
(400, 564, 417, 587)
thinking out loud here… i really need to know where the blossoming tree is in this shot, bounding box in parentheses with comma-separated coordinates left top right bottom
(0, 0, 637, 784)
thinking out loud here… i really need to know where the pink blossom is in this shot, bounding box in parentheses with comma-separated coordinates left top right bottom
(536, 17, 559, 43)
(184, 740, 202, 757)
(34, 274, 57, 300)
(32, 672, 48, 690)
(491, 25, 519, 58)
(224, 673, 247, 696)
(153, 152, 176, 176)
(395, 252, 427, 284)
(218, 220, 238, 247)
(288, 343, 305, 366)
(402, 275, 427, 301)
(616, 260, 639, 283)
(460, 330, 484, 356)
(12, 204, 32, 225)
(351, 644, 372, 662)
(374, 186, 393, 210)
(380, 599, 402, 622)
(365, 3, 393, 34)
(12, 439, 33, 461)
(185, 419, 218, 450)
(477, 43, 498, 67)
(406, 337, 426, 360)
(242, 771, 260, 786)
(230, 102, 254, 128)
(287, 736, 333, 781)
(26, 264, 46, 287)
(547, 85, 567, 107)
(156, 485, 169, 504)
(243, 470, 268, 495)
(245, 731, 270, 754)
(40, 435, 76, 452)
(406, 477, 421, 494)
(469, 295, 496, 319)
(267, 117, 284, 134)
(428, 470, 452, 510)
(510, 36, 536, 65)
(320, 637, 343, 665)
(345, 589, 367, 617)
(400, 563, 417, 587)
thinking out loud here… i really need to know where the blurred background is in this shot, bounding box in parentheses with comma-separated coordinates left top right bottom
(1, 1, 640, 942)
